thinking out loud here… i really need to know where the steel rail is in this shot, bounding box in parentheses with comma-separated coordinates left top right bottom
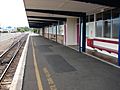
(0, 34, 26, 58)
(0, 34, 28, 82)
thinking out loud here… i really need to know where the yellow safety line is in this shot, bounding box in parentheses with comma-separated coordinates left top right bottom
(31, 38, 43, 90)
(43, 67, 57, 90)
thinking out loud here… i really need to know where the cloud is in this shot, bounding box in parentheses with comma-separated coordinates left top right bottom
(0, 0, 28, 27)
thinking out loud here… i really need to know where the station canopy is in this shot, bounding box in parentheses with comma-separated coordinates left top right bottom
(23, 0, 118, 27)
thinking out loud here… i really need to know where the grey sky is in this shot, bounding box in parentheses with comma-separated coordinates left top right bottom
(0, 0, 28, 27)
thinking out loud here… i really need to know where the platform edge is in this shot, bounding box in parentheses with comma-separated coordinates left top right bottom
(10, 34, 30, 90)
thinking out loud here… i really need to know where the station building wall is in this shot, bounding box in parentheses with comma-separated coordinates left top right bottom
(86, 8, 120, 57)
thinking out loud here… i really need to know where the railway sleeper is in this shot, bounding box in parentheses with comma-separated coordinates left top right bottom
(1, 59, 10, 65)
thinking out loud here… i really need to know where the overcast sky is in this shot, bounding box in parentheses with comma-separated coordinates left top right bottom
(0, 0, 28, 27)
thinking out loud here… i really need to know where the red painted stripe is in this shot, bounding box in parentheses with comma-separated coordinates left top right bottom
(94, 38, 118, 44)
(64, 24, 66, 45)
(87, 38, 118, 54)
(77, 23, 80, 44)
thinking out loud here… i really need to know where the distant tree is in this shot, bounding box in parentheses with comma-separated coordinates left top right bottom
(23, 27, 29, 31)
(17, 27, 29, 32)
(17, 28, 21, 32)
(32, 29, 38, 33)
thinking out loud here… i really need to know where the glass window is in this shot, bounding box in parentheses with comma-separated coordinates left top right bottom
(53, 26, 56, 34)
(103, 20, 111, 38)
(86, 16, 89, 22)
(96, 20, 103, 37)
(86, 23, 89, 37)
(103, 10, 111, 20)
(90, 14, 94, 22)
(112, 18, 119, 39)
(96, 12, 103, 21)
(112, 8, 120, 19)
(59, 25, 64, 35)
(49, 27, 52, 34)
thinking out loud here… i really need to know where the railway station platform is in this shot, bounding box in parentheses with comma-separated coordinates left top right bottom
(21, 35, 120, 90)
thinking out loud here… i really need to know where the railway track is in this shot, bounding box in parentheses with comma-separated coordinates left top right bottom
(0, 34, 28, 90)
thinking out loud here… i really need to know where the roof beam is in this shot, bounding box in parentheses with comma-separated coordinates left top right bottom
(73, 0, 120, 8)
(27, 16, 66, 21)
(29, 21, 63, 25)
(26, 9, 85, 17)
(28, 19, 58, 23)
(29, 22, 52, 28)
(29, 20, 64, 28)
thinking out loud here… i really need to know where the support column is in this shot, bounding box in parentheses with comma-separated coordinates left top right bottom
(66, 18, 77, 46)
(82, 14, 86, 52)
(49, 26, 52, 39)
(94, 13, 96, 38)
(40, 28, 43, 36)
(52, 25, 54, 39)
(42, 27, 45, 37)
(38, 29, 40, 34)
(37, 29, 40, 34)
(56, 25, 57, 42)
(79, 18, 82, 52)
(48, 26, 49, 39)
(77, 19, 80, 45)
(44, 27, 48, 38)
(118, 14, 120, 66)
(64, 22, 66, 45)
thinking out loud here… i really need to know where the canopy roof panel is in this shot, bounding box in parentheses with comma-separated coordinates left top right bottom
(73, 0, 120, 8)
(24, 0, 111, 14)
(24, 0, 116, 28)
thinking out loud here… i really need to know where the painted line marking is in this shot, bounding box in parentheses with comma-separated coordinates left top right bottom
(68, 46, 120, 69)
(83, 52, 120, 69)
(31, 38, 43, 90)
(43, 67, 57, 90)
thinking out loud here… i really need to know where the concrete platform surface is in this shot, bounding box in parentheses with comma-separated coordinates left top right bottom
(22, 36, 120, 90)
